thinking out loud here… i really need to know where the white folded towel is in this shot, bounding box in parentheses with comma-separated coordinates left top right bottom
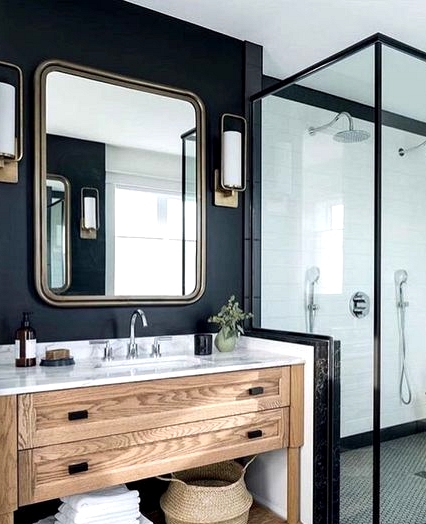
(55, 509, 140, 524)
(33, 517, 56, 524)
(58, 500, 140, 519)
(139, 516, 153, 524)
(61, 485, 139, 511)
(55, 514, 140, 524)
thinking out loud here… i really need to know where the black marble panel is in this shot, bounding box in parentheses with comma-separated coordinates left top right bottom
(245, 329, 340, 524)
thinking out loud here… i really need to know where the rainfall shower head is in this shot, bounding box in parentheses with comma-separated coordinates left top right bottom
(394, 269, 408, 287)
(334, 129, 371, 143)
(308, 111, 370, 143)
(306, 266, 320, 284)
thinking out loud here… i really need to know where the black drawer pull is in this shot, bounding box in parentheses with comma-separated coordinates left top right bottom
(68, 410, 88, 421)
(247, 429, 263, 439)
(68, 462, 89, 475)
(248, 386, 264, 396)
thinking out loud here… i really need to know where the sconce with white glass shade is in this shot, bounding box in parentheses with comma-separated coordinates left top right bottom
(214, 113, 247, 208)
(0, 61, 23, 183)
(80, 187, 99, 239)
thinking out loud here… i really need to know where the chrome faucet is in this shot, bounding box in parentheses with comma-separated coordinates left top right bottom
(151, 335, 172, 358)
(127, 309, 148, 359)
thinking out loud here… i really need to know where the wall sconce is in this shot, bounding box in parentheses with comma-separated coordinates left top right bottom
(0, 61, 23, 184)
(80, 187, 99, 239)
(214, 113, 247, 208)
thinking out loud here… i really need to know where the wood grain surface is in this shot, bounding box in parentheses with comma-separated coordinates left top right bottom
(18, 367, 290, 448)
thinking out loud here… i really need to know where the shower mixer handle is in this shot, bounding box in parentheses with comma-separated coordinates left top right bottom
(350, 291, 370, 318)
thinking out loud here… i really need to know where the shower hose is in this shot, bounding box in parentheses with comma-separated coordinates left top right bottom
(397, 297, 412, 405)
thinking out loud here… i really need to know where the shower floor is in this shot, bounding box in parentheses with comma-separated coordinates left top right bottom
(340, 432, 426, 524)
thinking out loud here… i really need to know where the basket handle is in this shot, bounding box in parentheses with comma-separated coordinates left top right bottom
(156, 475, 187, 485)
(242, 455, 257, 474)
(156, 456, 257, 483)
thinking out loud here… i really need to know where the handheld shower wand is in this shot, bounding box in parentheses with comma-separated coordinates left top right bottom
(394, 269, 412, 405)
(306, 266, 320, 333)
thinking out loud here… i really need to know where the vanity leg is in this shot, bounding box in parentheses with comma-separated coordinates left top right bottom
(0, 396, 17, 520)
(287, 364, 304, 524)
(0, 513, 14, 524)
(287, 447, 301, 524)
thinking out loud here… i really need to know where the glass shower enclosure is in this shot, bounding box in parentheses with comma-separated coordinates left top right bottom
(251, 34, 426, 524)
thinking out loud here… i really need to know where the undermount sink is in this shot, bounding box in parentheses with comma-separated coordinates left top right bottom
(93, 354, 202, 370)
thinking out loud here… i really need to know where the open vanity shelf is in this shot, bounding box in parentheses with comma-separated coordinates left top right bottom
(0, 364, 304, 524)
(146, 502, 286, 524)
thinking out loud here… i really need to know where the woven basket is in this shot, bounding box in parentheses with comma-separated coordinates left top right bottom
(159, 460, 254, 524)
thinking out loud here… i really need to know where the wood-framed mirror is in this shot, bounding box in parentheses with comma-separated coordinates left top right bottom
(34, 60, 206, 306)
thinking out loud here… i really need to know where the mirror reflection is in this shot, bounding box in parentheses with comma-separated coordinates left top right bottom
(35, 61, 206, 306)
(46, 175, 70, 293)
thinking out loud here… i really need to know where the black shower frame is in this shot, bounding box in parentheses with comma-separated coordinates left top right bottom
(246, 33, 426, 524)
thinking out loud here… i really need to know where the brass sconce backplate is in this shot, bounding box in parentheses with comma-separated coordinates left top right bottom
(0, 159, 18, 183)
(213, 169, 238, 208)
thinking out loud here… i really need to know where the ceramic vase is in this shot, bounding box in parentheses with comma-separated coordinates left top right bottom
(214, 327, 238, 352)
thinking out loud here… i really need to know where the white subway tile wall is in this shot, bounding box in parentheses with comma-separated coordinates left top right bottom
(260, 95, 426, 437)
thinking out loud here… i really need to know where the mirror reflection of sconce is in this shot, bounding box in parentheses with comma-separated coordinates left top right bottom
(0, 61, 23, 184)
(80, 187, 99, 239)
(214, 113, 247, 208)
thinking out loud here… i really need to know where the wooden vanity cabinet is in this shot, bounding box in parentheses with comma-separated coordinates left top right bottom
(0, 396, 17, 524)
(0, 364, 304, 524)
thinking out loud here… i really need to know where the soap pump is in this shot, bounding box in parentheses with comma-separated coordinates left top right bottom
(15, 312, 37, 367)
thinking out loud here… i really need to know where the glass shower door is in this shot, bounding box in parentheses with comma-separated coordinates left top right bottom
(255, 45, 375, 524)
(380, 43, 426, 524)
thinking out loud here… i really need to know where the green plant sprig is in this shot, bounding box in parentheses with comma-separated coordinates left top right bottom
(208, 295, 253, 335)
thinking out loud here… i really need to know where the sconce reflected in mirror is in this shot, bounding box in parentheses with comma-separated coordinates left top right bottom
(214, 113, 247, 208)
(0, 60, 23, 183)
(80, 187, 100, 239)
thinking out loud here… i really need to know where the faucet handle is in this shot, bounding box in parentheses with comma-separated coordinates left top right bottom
(151, 335, 173, 357)
(102, 341, 113, 361)
(151, 342, 161, 357)
(154, 335, 173, 343)
(89, 339, 109, 345)
(90, 339, 112, 360)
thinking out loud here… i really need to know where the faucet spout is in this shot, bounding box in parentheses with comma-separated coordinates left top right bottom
(127, 309, 148, 359)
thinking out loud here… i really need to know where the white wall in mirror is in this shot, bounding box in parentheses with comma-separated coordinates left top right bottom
(46, 71, 195, 154)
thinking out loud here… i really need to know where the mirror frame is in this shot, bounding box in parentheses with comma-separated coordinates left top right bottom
(34, 60, 206, 307)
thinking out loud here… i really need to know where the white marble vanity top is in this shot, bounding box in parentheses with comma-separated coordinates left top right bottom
(0, 336, 305, 395)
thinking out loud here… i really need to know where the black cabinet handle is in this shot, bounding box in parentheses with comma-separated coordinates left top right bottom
(68, 410, 88, 421)
(68, 462, 89, 475)
(248, 386, 264, 396)
(247, 429, 263, 439)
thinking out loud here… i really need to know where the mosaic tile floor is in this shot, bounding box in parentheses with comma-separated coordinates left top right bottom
(340, 432, 426, 523)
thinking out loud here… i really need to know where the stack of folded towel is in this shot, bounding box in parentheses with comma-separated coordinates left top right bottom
(52, 485, 152, 524)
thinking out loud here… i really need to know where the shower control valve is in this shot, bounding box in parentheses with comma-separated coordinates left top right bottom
(397, 300, 409, 309)
(307, 303, 319, 312)
(350, 291, 370, 318)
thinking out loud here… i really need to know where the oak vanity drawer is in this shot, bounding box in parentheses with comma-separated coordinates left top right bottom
(18, 407, 288, 505)
(18, 367, 289, 448)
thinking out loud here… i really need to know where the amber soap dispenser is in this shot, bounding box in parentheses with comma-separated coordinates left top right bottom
(15, 312, 37, 367)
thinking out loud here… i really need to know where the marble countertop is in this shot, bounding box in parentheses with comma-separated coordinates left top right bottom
(0, 341, 304, 395)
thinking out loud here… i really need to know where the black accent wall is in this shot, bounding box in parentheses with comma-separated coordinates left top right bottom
(0, 0, 247, 342)
(47, 134, 106, 296)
